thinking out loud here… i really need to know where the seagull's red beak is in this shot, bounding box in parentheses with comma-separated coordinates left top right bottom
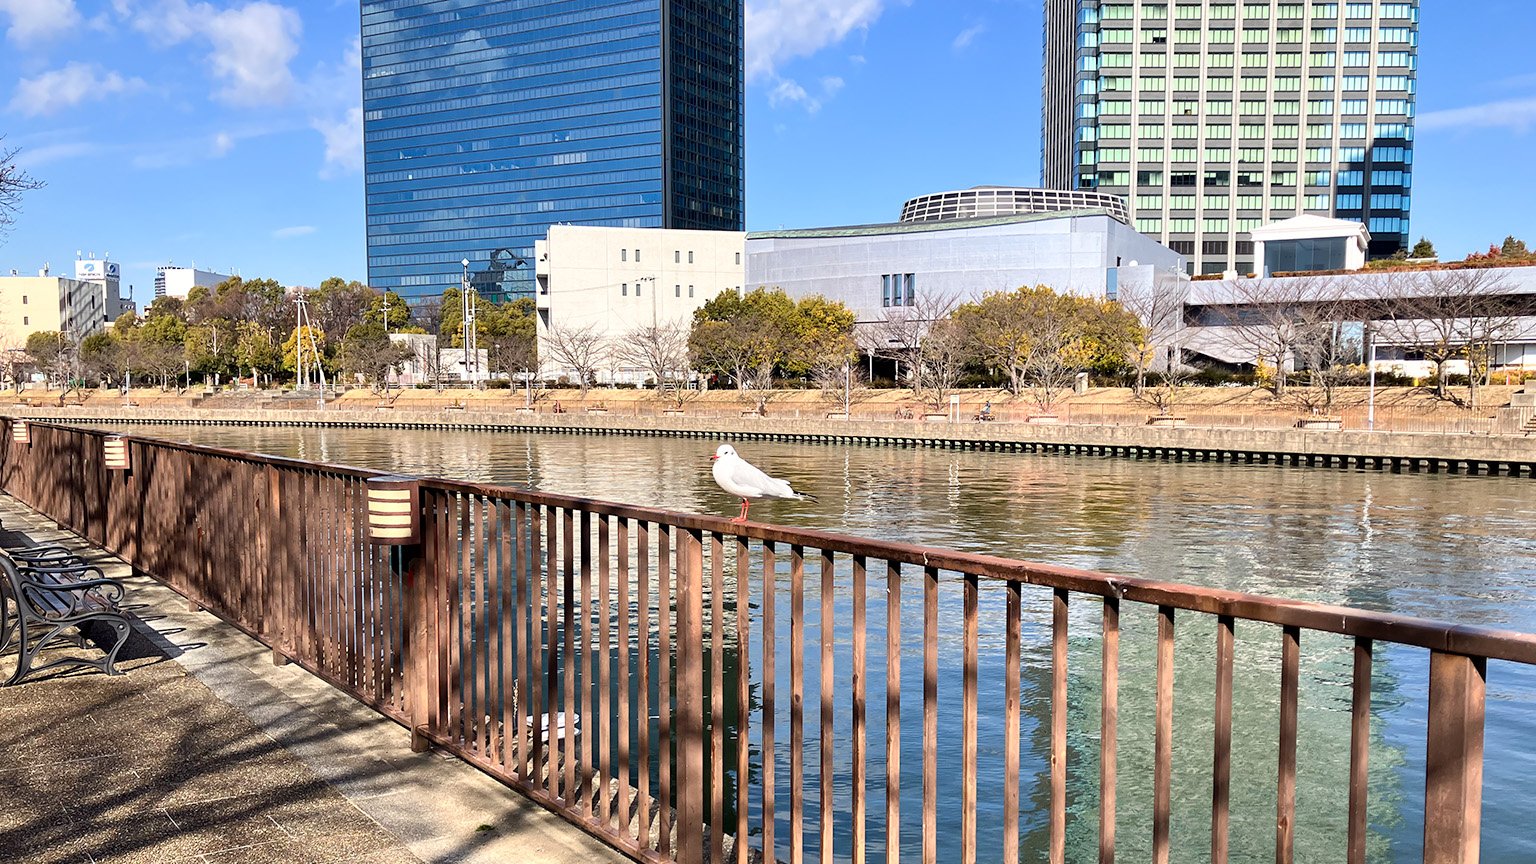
(709, 454, 718, 460)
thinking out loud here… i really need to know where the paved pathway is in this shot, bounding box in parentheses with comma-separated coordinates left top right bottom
(0, 495, 628, 864)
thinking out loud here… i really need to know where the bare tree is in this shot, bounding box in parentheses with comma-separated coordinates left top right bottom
(870, 292, 960, 407)
(616, 321, 691, 398)
(1118, 268, 1189, 395)
(543, 323, 607, 397)
(810, 333, 865, 414)
(0, 141, 44, 237)
(1204, 276, 1350, 395)
(1368, 268, 1517, 406)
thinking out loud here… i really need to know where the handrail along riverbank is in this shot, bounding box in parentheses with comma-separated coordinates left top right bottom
(2, 419, 1524, 864)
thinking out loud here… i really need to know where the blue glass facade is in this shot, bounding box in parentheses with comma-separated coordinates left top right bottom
(362, 0, 743, 303)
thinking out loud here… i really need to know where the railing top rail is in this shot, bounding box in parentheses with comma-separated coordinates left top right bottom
(25, 419, 1536, 666)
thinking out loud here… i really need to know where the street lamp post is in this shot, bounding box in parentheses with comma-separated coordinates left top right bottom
(1367, 322, 1377, 431)
(461, 258, 479, 388)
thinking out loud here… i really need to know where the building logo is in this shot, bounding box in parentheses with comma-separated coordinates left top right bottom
(74, 260, 120, 283)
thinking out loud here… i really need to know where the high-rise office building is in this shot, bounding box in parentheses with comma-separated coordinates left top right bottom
(1043, 0, 1417, 275)
(361, 1, 744, 303)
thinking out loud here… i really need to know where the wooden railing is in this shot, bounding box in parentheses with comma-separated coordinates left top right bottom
(3, 420, 1530, 864)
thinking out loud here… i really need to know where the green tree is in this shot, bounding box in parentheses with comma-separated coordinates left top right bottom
(364, 290, 414, 332)
(1409, 237, 1437, 259)
(185, 320, 237, 381)
(79, 331, 120, 387)
(235, 320, 282, 386)
(26, 330, 71, 389)
(688, 287, 798, 389)
(282, 326, 327, 376)
(1500, 235, 1530, 259)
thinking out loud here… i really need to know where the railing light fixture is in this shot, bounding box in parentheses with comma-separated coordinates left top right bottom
(104, 436, 130, 471)
(366, 475, 420, 545)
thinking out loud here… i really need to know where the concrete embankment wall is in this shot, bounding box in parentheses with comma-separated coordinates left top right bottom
(12, 405, 1536, 477)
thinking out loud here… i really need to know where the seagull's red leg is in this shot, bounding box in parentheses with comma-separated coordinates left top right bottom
(731, 498, 750, 524)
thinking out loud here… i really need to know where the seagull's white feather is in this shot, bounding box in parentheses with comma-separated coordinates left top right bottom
(711, 444, 816, 502)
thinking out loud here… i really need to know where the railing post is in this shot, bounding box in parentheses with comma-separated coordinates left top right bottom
(675, 528, 705, 863)
(1423, 650, 1486, 864)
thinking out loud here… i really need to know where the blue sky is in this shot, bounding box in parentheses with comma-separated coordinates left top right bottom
(0, 1, 1532, 307)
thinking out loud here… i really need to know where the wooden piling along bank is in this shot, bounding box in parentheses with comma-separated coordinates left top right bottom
(3, 419, 1531, 864)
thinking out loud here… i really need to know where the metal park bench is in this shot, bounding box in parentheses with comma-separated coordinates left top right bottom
(0, 547, 131, 686)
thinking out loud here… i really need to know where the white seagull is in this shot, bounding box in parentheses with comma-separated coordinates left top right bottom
(710, 444, 817, 523)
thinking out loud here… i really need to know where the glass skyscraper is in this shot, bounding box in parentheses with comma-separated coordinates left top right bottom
(1043, 0, 1417, 275)
(361, 0, 744, 303)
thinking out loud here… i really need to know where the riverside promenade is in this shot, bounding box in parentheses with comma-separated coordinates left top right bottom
(17, 401, 1536, 476)
(0, 495, 626, 864)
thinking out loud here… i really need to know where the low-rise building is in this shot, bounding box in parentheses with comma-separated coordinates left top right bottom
(0, 265, 118, 347)
(533, 225, 746, 385)
(386, 333, 490, 386)
(746, 209, 1186, 341)
(155, 265, 230, 300)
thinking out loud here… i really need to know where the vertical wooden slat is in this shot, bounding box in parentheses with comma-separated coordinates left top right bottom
(711, 534, 726, 864)
(851, 554, 868, 864)
(1153, 605, 1174, 864)
(435, 490, 452, 745)
(453, 493, 469, 748)
(1423, 651, 1485, 864)
(923, 565, 938, 864)
(1347, 639, 1372, 864)
(676, 528, 705, 864)
(762, 541, 778, 862)
(578, 510, 593, 813)
(1003, 581, 1021, 864)
(514, 500, 530, 783)
(498, 502, 514, 773)
(616, 518, 633, 838)
(1212, 615, 1235, 864)
(961, 573, 979, 864)
(657, 524, 674, 856)
(1050, 588, 1068, 864)
(1099, 597, 1120, 864)
(820, 548, 836, 864)
(636, 521, 652, 848)
(736, 536, 752, 864)
(563, 509, 578, 803)
(885, 561, 901, 864)
(790, 544, 806, 864)
(598, 514, 612, 826)
(1277, 626, 1300, 864)
(540, 504, 556, 794)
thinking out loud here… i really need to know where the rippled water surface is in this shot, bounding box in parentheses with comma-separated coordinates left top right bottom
(118, 425, 1536, 862)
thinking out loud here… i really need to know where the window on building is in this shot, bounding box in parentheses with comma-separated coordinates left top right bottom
(1266, 237, 1347, 272)
(1170, 239, 1196, 254)
(689, 285, 695, 298)
(1203, 240, 1229, 255)
(735, 252, 741, 265)
(688, 251, 694, 264)
(621, 249, 627, 262)
(636, 282, 642, 296)
(674, 250, 680, 263)
(675, 284, 681, 297)
(622, 284, 628, 296)
(635, 249, 641, 262)
(21, 317, 27, 326)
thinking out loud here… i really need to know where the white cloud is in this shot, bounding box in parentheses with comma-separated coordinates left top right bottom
(272, 225, 316, 239)
(312, 105, 363, 176)
(1419, 97, 1536, 133)
(0, 0, 80, 45)
(952, 22, 986, 51)
(307, 36, 363, 177)
(9, 62, 146, 117)
(745, 0, 897, 82)
(12, 141, 101, 168)
(212, 131, 234, 155)
(127, 0, 302, 106)
(766, 75, 846, 114)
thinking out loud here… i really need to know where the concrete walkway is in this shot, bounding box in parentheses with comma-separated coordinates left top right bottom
(0, 495, 628, 864)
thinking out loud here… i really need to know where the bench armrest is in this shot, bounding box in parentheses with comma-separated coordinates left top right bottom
(19, 575, 127, 614)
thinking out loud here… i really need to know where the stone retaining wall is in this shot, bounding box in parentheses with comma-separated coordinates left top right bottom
(12, 405, 1536, 476)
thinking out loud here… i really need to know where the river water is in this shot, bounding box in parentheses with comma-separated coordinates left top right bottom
(117, 424, 1536, 862)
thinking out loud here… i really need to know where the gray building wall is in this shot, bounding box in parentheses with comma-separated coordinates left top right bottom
(746, 212, 1186, 327)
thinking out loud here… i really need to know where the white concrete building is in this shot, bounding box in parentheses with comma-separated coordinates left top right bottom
(1249, 215, 1370, 277)
(73, 256, 130, 323)
(154, 265, 229, 300)
(386, 333, 490, 386)
(534, 225, 746, 385)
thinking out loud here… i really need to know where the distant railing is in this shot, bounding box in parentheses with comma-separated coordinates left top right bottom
(4, 420, 1529, 864)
